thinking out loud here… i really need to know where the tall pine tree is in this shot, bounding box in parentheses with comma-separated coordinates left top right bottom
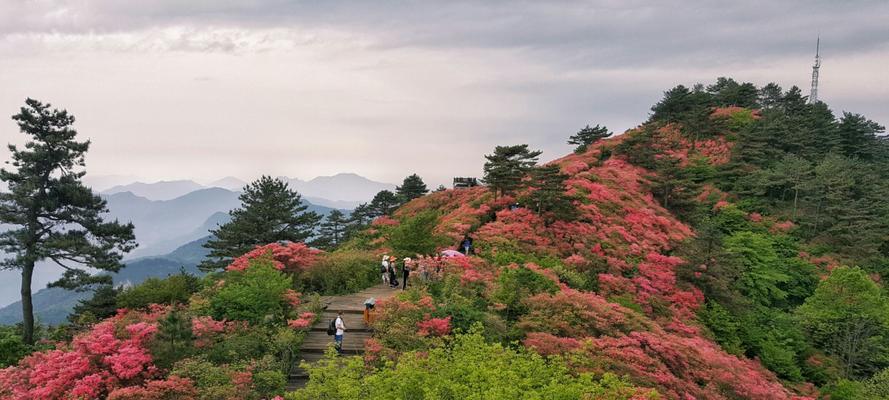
(316, 209, 349, 249)
(0, 99, 136, 344)
(567, 124, 611, 154)
(482, 144, 541, 197)
(396, 174, 429, 203)
(199, 176, 320, 271)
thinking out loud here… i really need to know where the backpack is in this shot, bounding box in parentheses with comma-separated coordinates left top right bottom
(326, 319, 336, 336)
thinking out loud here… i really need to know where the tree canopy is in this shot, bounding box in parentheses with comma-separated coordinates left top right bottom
(200, 176, 320, 271)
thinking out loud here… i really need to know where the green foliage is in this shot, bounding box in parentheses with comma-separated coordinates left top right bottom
(698, 301, 743, 356)
(68, 284, 120, 325)
(298, 250, 379, 295)
(117, 272, 200, 309)
(522, 165, 577, 223)
(316, 209, 349, 250)
(0, 326, 30, 368)
(200, 176, 321, 271)
(396, 174, 429, 203)
(0, 98, 137, 343)
(208, 259, 293, 324)
(491, 265, 559, 321)
(722, 231, 791, 306)
(369, 190, 401, 216)
(252, 369, 286, 398)
(151, 308, 195, 369)
(388, 211, 448, 257)
(287, 329, 651, 400)
(482, 144, 542, 197)
(568, 124, 612, 153)
(796, 267, 889, 378)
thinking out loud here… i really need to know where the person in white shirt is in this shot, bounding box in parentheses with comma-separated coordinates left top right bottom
(334, 311, 345, 355)
(381, 255, 390, 285)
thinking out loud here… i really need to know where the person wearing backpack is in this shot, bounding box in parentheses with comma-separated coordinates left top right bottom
(334, 311, 346, 355)
(380, 255, 390, 285)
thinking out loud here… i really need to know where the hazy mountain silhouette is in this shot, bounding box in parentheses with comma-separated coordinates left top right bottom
(0, 237, 211, 325)
(104, 180, 206, 201)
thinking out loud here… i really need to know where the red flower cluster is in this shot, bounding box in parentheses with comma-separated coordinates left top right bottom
(226, 242, 322, 273)
(416, 315, 451, 337)
(0, 314, 159, 400)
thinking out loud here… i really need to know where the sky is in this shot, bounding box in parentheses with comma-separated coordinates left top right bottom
(1, 0, 888, 189)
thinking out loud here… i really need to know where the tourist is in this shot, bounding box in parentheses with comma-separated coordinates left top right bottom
(460, 235, 474, 255)
(402, 257, 411, 290)
(334, 311, 345, 355)
(388, 256, 399, 288)
(380, 254, 390, 285)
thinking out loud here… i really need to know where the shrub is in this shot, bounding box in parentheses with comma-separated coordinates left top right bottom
(388, 210, 449, 257)
(117, 272, 201, 310)
(0, 327, 29, 368)
(297, 250, 378, 295)
(287, 330, 653, 400)
(208, 258, 292, 324)
(490, 264, 559, 321)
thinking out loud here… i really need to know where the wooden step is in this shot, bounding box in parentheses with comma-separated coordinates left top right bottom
(311, 312, 372, 332)
(300, 331, 373, 354)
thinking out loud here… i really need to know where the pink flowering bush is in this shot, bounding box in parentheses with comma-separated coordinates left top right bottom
(226, 242, 322, 273)
(0, 314, 159, 400)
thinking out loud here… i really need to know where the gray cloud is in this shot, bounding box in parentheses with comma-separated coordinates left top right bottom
(1, 1, 887, 187)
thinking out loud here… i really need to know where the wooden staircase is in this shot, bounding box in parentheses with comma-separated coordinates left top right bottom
(286, 284, 397, 391)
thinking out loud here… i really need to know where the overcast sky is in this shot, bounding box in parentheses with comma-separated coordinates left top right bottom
(1, 0, 887, 188)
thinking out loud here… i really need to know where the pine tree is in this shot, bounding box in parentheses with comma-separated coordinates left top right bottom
(68, 284, 120, 325)
(567, 124, 611, 153)
(369, 190, 400, 216)
(396, 174, 429, 203)
(199, 176, 320, 271)
(317, 209, 348, 249)
(482, 144, 541, 197)
(523, 165, 576, 223)
(0, 99, 136, 344)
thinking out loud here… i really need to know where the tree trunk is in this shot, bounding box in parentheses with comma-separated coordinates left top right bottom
(21, 261, 34, 345)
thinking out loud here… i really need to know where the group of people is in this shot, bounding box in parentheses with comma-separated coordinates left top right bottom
(380, 254, 445, 290)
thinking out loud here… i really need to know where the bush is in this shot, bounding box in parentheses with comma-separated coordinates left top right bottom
(0, 327, 29, 368)
(297, 250, 378, 295)
(287, 329, 652, 400)
(208, 259, 292, 324)
(117, 272, 201, 309)
(490, 264, 559, 321)
(388, 210, 449, 257)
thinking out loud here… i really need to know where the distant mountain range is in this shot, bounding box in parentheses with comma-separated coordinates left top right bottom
(0, 187, 340, 310)
(99, 173, 395, 208)
(0, 237, 211, 325)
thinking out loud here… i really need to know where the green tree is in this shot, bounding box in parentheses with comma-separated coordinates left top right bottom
(796, 267, 889, 378)
(151, 308, 194, 369)
(116, 272, 200, 309)
(200, 176, 320, 271)
(567, 124, 611, 153)
(395, 174, 429, 203)
(316, 209, 348, 249)
(388, 211, 446, 257)
(0, 99, 136, 344)
(482, 144, 541, 197)
(369, 190, 400, 217)
(523, 165, 576, 223)
(68, 284, 120, 325)
(209, 258, 293, 324)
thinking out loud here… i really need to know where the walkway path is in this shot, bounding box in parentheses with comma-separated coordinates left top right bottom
(286, 284, 398, 391)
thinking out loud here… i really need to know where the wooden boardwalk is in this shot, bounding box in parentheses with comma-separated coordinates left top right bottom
(286, 284, 398, 391)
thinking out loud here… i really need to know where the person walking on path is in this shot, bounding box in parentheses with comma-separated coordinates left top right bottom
(402, 257, 411, 290)
(334, 311, 345, 355)
(388, 256, 399, 288)
(380, 255, 390, 285)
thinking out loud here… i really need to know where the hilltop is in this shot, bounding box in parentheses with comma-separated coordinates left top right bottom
(3, 78, 888, 400)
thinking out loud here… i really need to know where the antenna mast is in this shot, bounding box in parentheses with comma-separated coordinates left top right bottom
(809, 37, 821, 104)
